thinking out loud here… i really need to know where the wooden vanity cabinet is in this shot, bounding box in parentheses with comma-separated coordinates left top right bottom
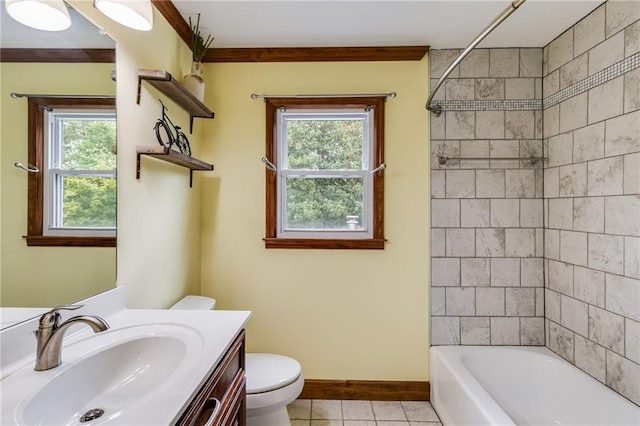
(176, 330, 246, 426)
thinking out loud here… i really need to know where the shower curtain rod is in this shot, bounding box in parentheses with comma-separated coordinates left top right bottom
(426, 0, 527, 116)
(11, 93, 115, 99)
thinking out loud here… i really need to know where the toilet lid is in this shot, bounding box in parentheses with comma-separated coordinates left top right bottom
(245, 353, 301, 394)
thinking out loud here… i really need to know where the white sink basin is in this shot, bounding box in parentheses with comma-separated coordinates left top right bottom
(3, 323, 204, 426)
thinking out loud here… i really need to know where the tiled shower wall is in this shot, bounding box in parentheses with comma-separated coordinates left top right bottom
(429, 47, 546, 346)
(542, 1, 640, 405)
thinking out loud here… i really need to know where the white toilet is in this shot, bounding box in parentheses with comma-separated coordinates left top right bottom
(170, 296, 304, 426)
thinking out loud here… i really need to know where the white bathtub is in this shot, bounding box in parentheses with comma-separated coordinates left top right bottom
(430, 346, 640, 426)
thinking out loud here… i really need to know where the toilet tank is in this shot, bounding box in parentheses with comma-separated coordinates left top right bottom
(170, 295, 216, 310)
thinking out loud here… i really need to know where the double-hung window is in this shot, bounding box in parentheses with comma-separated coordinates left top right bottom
(26, 97, 116, 247)
(264, 97, 385, 249)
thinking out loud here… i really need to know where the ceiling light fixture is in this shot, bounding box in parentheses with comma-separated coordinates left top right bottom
(5, 0, 71, 31)
(93, 0, 153, 31)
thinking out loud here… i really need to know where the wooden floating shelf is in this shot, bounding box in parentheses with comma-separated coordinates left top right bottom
(137, 69, 215, 132)
(136, 145, 214, 187)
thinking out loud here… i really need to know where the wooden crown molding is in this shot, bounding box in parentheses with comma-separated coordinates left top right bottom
(153, 1, 428, 63)
(203, 46, 429, 62)
(0, 49, 115, 63)
(299, 379, 430, 401)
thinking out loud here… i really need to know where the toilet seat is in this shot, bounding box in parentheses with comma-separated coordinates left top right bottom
(246, 353, 301, 394)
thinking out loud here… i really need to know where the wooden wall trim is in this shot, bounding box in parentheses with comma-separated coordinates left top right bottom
(0, 49, 115, 63)
(299, 380, 430, 401)
(151, 0, 191, 49)
(204, 46, 429, 62)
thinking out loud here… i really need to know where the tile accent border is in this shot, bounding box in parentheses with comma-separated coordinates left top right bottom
(299, 379, 430, 401)
(543, 51, 640, 109)
(429, 51, 639, 112)
(429, 99, 542, 111)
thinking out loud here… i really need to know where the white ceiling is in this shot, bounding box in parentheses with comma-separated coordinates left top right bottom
(0, 0, 604, 50)
(173, 0, 604, 49)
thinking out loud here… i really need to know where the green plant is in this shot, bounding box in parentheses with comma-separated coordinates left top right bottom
(189, 14, 214, 62)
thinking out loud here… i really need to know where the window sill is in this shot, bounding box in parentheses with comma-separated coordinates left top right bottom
(264, 238, 385, 250)
(25, 236, 116, 247)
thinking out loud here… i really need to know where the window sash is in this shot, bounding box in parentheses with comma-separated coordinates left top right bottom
(276, 108, 374, 239)
(43, 109, 116, 237)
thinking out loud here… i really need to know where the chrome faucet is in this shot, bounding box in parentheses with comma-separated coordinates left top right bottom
(33, 305, 109, 371)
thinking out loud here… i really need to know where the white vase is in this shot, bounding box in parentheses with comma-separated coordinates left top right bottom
(183, 61, 205, 102)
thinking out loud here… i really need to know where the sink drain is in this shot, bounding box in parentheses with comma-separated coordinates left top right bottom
(80, 408, 105, 423)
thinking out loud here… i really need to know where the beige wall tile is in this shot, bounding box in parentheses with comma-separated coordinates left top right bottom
(606, 274, 640, 321)
(559, 163, 588, 197)
(475, 78, 505, 100)
(560, 230, 588, 267)
(545, 229, 560, 260)
(588, 77, 624, 124)
(506, 170, 536, 198)
(625, 68, 640, 113)
(544, 167, 560, 198)
(588, 233, 624, 274)
(560, 93, 588, 133)
(521, 258, 544, 287)
(574, 4, 606, 57)
(490, 199, 519, 227)
(490, 258, 520, 287)
(625, 20, 640, 57)
(491, 317, 521, 345)
(490, 49, 520, 78)
(625, 236, 640, 279)
(505, 78, 535, 99)
(431, 170, 446, 198)
(430, 49, 460, 78)
(520, 199, 543, 227)
(506, 288, 536, 316)
(431, 199, 460, 227)
(476, 288, 505, 317)
(476, 170, 506, 198)
(446, 170, 476, 198)
(520, 48, 543, 78)
(521, 317, 545, 345)
(460, 49, 489, 78)
(505, 111, 535, 139)
(574, 266, 605, 308)
(573, 196, 605, 233)
(606, 0, 640, 38)
(605, 195, 640, 236)
(505, 229, 536, 257)
(573, 122, 605, 163)
(560, 53, 588, 89)
(548, 132, 573, 167)
(446, 228, 476, 257)
(445, 111, 475, 140)
(548, 29, 574, 73)
(548, 198, 573, 230)
(544, 105, 560, 138)
(431, 287, 445, 316)
(605, 109, 640, 156)
(560, 295, 589, 336)
(461, 258, 490, 287)
(548, 260, 574, 296)
(461, 317, 491, 345)
(431, 316, 460, 345)
(445, 79, 475, 101)
(446, 287, 476, 316)
(461, 199, 490, 228)
(588, 31, 624, 75)
(549, 321, 574, 362)
(574, 334, 606, 382)
(431, 229, 445, 257)
(546, 289, 561, 323)
(588, 156, 624, 196)
(606, 350, 640, 405)
(432, 258, 461, 287)
(476, 111, 505, 139)
(476, 228, 506, 257)
(626, 318, 640, 363)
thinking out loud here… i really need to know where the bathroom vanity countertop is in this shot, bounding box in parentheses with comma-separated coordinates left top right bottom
(0, 307, 251, 425)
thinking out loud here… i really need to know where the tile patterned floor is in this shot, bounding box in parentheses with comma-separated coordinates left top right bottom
(287, 399, 442, 426)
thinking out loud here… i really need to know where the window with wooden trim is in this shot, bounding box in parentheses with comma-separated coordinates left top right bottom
(264, 97, 385, 249)
(25, 97, 116, 247)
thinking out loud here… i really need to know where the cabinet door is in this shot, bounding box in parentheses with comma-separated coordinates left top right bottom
(177, 330, 245, 426)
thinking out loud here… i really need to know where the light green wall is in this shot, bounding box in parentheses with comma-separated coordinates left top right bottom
(0, 63, 116, 307)
(200, 59, 431, 380)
